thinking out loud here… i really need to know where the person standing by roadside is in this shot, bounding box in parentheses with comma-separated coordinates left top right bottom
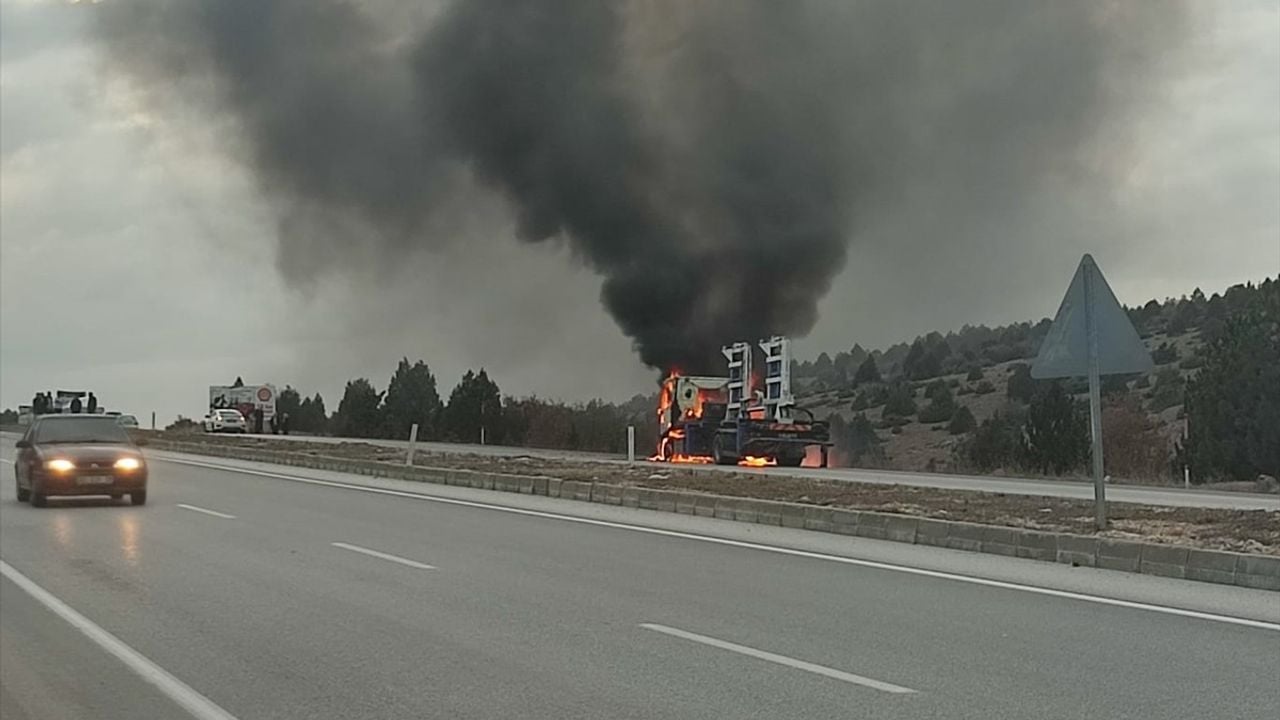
(70, 396, 83, 413)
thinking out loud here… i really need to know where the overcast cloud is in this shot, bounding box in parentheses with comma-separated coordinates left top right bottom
(2, 0, 1277, 425)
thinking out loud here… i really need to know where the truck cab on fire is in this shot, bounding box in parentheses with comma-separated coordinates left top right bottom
(655, 337, 830, 467)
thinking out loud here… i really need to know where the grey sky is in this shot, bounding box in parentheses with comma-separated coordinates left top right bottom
(2, 0, 1277, 425)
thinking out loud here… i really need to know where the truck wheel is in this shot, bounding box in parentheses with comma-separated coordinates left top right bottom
(778, 455, 804, 468)
(131, 491, 147, 506)
(712, 435, 736, 466)
(31, 492, 48, 508)
(15, 479, 30, 503)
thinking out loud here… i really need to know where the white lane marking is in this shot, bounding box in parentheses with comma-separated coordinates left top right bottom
(330, 542, 436, 570)
(176, 503, 237, 520)
(155, 456, 1280, 632)
(0, 559, 240, 720)
(640, 623, 917, 694)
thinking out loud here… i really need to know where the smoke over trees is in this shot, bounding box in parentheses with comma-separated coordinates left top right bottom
(92, 0, 1188, 373)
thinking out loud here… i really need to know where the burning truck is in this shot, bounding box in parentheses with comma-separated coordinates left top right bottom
(652, 336, 830, 467)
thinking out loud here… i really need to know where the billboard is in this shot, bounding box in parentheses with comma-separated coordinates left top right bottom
(209, 384, 277, 421)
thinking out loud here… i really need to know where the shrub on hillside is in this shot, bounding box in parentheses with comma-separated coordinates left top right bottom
(1148, 368, 1185, 413)
(948, 406, 977, 435)
(918, 382, 957, 423)
(829, 412, 885, 467)
(974, 380, 996, 395)
(1006, 363, 1035, 404)
(1151, 341, 1178, 365)
(883, 384, 918, 417)
(924, 379, 950, 401)
(850, 393, 869, 411)
(1102, 396, 1170, 482)
(1178, 354, 1205, 371)
(966, 366, 984, 382)
(958, 410, 1024, 471)
(165, 416, 200, 433)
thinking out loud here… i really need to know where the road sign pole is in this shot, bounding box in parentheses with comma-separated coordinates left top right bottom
(627, 425, 636, 465)
(1084, 263, 1107, 529)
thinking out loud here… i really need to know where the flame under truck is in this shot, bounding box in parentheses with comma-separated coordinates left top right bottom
(655, 336, 831, 467)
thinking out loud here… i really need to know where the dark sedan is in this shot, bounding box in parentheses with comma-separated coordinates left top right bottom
(14, 415, 148, 507)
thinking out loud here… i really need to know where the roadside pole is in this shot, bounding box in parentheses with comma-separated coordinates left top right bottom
(1083, 264, 1107, 530)
(151, 411, 156, 430)
(1031, 255, 1151, 532)
(406, 423, 419, 467)
(627, 425, 636, 465)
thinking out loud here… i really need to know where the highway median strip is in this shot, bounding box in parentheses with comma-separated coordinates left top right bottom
(145, 439, 1280, 592)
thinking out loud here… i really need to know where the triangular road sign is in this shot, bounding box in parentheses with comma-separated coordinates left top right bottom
(1031, 255, 1153, 379)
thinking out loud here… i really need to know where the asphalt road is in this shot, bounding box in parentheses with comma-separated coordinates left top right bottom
(1, 448, 1277, 719)
(239, 432, 1280, 511)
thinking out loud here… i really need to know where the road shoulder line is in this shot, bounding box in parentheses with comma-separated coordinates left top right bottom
(0, 559, 240, 720)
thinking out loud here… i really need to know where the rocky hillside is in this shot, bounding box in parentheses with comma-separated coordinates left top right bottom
(794, 277, 1277, 483)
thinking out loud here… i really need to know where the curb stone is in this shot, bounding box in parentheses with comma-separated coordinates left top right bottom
(148, 440, 1278, 591)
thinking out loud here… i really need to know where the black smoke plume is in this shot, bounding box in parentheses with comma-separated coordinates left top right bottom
(93, 1, 1187, 373)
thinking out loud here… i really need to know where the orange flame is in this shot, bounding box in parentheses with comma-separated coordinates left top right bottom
(738, 456, 776, 467)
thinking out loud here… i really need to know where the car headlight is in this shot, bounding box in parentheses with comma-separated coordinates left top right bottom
(115, 457, 142, 471)
(46, 458, 75, 472)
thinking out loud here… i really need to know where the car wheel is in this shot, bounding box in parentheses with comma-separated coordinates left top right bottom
(15, 479, 30, 503)
(110, 493, 123, 501)
(130, 490, 147, 506)
(31, 492, 48, 508)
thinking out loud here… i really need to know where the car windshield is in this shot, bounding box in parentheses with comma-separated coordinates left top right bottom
(34, 417, 132, 444)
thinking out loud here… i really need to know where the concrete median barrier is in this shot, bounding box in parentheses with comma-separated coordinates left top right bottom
(148, 439, 1278, 591)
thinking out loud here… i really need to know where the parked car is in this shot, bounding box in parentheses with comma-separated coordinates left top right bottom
(203, 408, 248, 433)
(14, 415, 148, 506)
(116, 414, 140, 428)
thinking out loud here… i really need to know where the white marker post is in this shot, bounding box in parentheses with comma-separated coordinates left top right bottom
(406, 423, 419, 467)
(627, 425, 636, 465)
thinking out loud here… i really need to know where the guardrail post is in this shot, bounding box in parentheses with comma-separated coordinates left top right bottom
(406, 423, 419, 467)
(627, 425, 636, 465)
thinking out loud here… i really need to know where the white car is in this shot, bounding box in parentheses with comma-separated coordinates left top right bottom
(204, 409, 248, 433)
(116, 414, 140, 428)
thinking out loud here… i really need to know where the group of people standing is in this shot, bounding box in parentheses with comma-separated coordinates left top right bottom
(31, 392, 97, 415)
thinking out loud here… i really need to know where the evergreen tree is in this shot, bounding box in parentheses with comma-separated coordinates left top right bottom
(948, 406, 976, 435)
(1180, 312, 1280, 482)
(1021, 382, 1090, 474)
(333, 379, 383, 438)
(852, 355, 881, 385)
(442, 369, 504, 443)
(382, 358, 442, 440)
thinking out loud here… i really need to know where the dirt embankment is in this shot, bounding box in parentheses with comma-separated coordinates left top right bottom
(147, 431, 1280, 556)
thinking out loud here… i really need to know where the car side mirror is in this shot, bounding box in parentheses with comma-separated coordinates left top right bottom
(15, 440, 31, 449)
